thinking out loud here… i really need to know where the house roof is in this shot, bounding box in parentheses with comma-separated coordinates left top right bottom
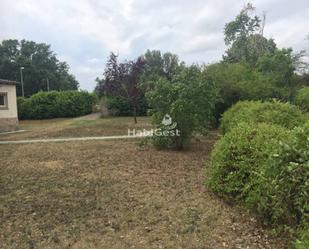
(0, 79, 19, 85)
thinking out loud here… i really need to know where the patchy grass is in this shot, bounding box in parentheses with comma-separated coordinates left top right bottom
(0, 115, 152, 141)
(0, 135, 289, 248)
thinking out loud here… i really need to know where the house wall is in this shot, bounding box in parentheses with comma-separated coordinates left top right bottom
(0, 84, 18, 132)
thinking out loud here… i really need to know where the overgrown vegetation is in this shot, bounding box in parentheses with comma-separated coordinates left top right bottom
(17, 91, 96, 119)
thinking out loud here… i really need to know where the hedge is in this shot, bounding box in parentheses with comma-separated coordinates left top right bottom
(207, 121, 309, 247)
(245, 121, 309, 226)
(220, 100, 307, 133)
(18, 91, 96, 120)
(207, 122, 291, 201)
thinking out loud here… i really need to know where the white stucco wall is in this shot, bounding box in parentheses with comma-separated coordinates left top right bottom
(0, 84, 18, 118)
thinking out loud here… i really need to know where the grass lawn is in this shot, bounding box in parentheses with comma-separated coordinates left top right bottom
(0, 115, 152, 141)
(0, 131, 288, 248)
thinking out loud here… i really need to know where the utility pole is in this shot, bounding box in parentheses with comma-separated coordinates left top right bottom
(20, 67, 25, 97)
(43, 79, 50, 92)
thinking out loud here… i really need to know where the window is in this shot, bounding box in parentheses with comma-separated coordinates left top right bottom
(0, 93, 8, 109)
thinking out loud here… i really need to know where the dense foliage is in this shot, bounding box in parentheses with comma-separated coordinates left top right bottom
(94, 3, 307, 129)
(207, 121, 309, 241)
(295, 228, 309, 249)
(246, 121, 309, 226)
(206, 51, 298, 124)
(95, 53, 146, 123)
(0, 39, 79, 96)
(140, 50, 184, 87)
(223, 4, 277, 68)
(18, 91, 96, 119)
(220, 100, 307, 133)
(207, 122, 290, 200)
(105, 96, 147, 116)
(205, 62, 288, 123)
(146, 65, 217, 149)
(295, 87, 309, 112)
(207, 107, 309, 247)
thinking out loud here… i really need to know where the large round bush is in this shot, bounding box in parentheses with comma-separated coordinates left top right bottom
(207, 122, 290, 199)
(246, 121, 309, 226)
(220, 100, 306, 133)
(295, 87, 309, 112)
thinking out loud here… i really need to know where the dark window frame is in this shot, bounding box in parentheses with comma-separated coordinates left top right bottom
(0, 92, 8, 110)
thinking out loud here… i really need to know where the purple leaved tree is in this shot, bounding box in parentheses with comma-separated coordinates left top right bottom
(96, 53, 145, 123)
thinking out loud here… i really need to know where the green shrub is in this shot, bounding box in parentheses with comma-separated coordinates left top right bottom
(106, 97, 147, 116)
(246, 121, 309, 226)
(17, 97, 32, 120)
(147, 65, 217, 150)
(207, 122, 290, 199)
(295, 228, 309, 249)
(28, 91, 59, 119)
(220, 100, 306, 133)
(105, 97, 148, 116)
(55, 91, 96, 118)
(17, 91, 96, 120)
(207, 121, 309, 249)
(295, 87, 309, 112)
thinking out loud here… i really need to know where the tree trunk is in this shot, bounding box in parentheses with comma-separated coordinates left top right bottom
(133, 106, 137, 124)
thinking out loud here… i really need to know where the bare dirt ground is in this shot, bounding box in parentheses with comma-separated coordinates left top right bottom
(0, 135, 289, 249)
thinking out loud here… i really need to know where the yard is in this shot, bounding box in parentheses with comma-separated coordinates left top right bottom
(0, 116, 289, 248)
(0, 115, 152, 141)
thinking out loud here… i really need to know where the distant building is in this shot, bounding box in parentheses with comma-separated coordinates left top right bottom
(0, 79, 19, 132)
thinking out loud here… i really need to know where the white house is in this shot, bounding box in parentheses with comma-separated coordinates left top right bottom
(0, 79, 19, 132)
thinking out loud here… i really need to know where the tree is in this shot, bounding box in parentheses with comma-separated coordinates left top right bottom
(140, 50, 184, 90)
(257, 48, 295, 86)
(224, 3, 260, 45)
(0, 39, 79, 96)
(223, 4, 277, 67)
(146, 65, 217, 149)
(95, 53, 145, 123)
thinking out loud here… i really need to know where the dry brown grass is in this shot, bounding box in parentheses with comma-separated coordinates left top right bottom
(0, 116, 152, 141)
(0, 135, 289, 249)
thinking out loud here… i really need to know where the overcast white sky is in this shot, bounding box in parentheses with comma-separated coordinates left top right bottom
(1, 0, 309, 91)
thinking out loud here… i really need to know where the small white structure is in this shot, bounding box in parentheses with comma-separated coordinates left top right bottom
(0, 79, 19, 132)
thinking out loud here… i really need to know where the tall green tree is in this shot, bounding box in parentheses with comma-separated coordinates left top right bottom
(0, 39, 79, 96)
(140, 50, 184, 90)
(223, 4, 277, 67)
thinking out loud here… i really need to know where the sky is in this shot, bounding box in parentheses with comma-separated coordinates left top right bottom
(1, 0, 309, 91)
